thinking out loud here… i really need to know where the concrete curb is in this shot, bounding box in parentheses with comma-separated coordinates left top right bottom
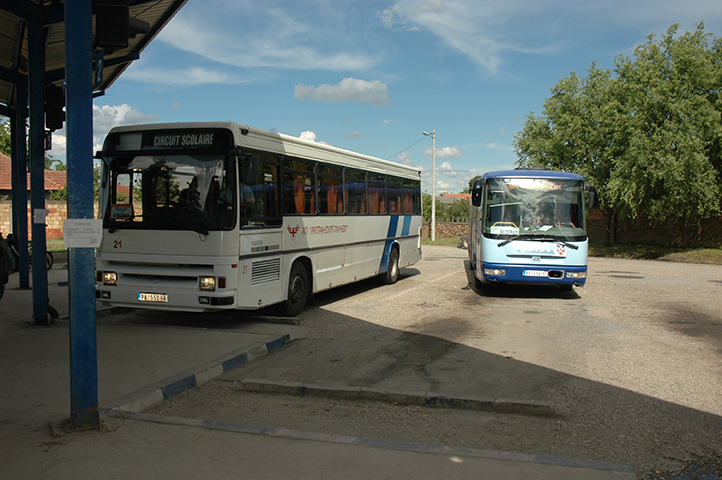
(100, 409, 635, 476)
(103, 334, 291, 413)
(236, 378, 556, 417)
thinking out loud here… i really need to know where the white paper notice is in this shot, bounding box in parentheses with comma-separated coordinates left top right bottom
(33, 208, 50, 224)
(63, 219, 103, 248)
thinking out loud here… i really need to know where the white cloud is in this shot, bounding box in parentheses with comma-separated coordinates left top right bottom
(436, 180, 453, 190)
(485, 142, 514, 152)
(44, 104, 159, 162)
(124, 65, 250, 86)
(381, 0, 722, 74)
(294, 78, 390, 106)
(299, 131, 332, 146)
(159, 10, 380, 72)
(93, 104, 160, 153)
(425, 145, 462, 158)
(346, 130, 362, 138)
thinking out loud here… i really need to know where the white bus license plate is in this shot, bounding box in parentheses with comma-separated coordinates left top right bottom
(522, 270, 548, 277)
(138, 293, 168, 303)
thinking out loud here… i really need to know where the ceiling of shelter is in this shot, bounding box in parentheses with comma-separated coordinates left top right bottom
(0, 0, 188, 116)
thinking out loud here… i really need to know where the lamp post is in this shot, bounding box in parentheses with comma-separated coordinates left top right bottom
(423, 130, 436, 241)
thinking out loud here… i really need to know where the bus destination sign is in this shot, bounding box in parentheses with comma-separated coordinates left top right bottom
(141, 129, 232, 150)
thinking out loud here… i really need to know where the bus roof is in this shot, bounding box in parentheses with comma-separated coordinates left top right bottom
(481, 169, 584, 181)
(104, 121, 421, 179)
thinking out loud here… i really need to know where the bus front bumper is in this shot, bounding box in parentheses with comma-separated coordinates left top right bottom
(95, 286, 237, 312)
(480, 263, 587, 287)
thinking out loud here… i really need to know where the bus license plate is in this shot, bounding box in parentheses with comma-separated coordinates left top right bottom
(138, 293, 168, 303)
(522, 270, 548, 277)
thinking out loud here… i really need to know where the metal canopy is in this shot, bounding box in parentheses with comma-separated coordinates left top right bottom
(0, 0, 188, 114)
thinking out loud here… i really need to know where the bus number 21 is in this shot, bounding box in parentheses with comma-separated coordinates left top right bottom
(113, 240, 122, 249)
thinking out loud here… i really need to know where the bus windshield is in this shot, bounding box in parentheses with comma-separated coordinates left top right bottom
(102, 153, 236, 233)
(483, 177, 586, 242)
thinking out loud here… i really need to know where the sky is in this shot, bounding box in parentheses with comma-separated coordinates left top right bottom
(48, 0, 722, 194)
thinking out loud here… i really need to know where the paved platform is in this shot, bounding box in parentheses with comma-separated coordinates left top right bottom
(0, 268, 636, 479)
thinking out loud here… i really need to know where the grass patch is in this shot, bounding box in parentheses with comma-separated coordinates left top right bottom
(47, 239, 67, 253)
(589, 243, 722, 265)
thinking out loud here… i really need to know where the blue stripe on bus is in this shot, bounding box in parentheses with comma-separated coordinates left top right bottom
(379, 216, 400, 274)
(401, 215, 411, 236)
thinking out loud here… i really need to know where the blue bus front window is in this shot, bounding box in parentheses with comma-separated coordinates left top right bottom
(483, 178, 586, 241)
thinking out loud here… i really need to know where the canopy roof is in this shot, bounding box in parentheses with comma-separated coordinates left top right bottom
(0, 0, 187, 115)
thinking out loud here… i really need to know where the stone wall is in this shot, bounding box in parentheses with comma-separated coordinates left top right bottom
(422, 221, 470, 240)
(425, 216, 722, 248)
(2, 200, 720, 248)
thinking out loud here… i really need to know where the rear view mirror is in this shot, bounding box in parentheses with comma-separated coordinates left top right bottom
(471, 179, 483, 207)
(585, 184, 599, 210)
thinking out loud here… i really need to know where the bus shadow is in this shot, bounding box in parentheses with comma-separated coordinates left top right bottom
(307, 268, 422, 310)
(143, 304, 722, 479)
(463, 260, 582, 300)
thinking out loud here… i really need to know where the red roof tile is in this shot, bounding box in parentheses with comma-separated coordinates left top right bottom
(0, 152, 67, 191)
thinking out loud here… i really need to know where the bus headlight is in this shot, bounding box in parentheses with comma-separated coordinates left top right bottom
(199, 276, 216, 291)
(483, 268, 506, 276)
(103, 272, 117, 285)
(566, 271, 587, 279)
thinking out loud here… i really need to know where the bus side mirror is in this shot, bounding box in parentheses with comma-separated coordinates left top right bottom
(585, 184, 599, 210)
(471, 179, 483, 207)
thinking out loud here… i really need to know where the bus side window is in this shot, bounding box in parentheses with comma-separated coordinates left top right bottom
(283, 157, 316, 215)
(345, 169, 366, 214)
(387, 176, 401, 215)
(402, 179, 416, 214)
(368, 173, 385, 215)
(319, 164, 343, 214)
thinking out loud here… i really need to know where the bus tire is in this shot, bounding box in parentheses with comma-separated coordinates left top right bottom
(380, 247, 400, 285)
(282, 262, 308, 316)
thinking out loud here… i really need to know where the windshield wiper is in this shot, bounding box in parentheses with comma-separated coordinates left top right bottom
(189, 225, 209, 235)
(497, 234, 579, 249)
(108, 218, 134, 233)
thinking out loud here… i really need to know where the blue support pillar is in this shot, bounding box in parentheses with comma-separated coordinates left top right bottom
(65, 0, 100, 429)
(12, 88, 30, 289)
(27, 19, 49, 324)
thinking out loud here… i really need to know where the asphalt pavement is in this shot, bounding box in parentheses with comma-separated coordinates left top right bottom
(0, 265, 636, 479)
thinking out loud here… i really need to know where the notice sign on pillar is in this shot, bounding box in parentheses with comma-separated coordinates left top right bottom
(63, 219, 103, 248)
(33, 208, 50, 224)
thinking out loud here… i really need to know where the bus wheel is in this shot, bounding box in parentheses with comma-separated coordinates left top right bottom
(283, 262, 308, 316)
(380, 247, 400, 285)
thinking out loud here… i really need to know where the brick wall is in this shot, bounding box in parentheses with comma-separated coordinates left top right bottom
(0, 201, 100, 240)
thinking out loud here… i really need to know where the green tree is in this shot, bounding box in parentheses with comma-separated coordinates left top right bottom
(515, 64, 630, 244)
(514, 23, 722, 246)
(0, 118, 10, 156)
(609, 24, 722, 245)
(467, 175, 482, 193)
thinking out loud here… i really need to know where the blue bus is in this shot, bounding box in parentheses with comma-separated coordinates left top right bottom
(468, 169, 598, 291)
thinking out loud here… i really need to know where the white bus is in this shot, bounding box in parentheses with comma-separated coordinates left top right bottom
(468, 169, 598, 291)
(95, 122, 422, 315)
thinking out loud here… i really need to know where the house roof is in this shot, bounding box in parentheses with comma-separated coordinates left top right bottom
(0, 152, 67, 191)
